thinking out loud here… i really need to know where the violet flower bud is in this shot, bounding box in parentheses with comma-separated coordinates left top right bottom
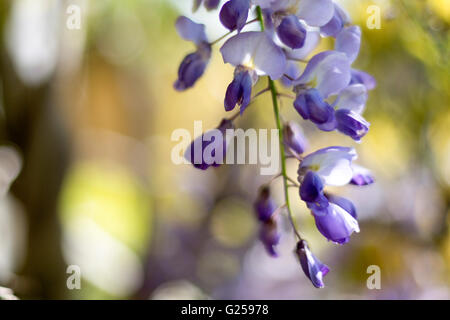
(335, 109, 370, 141)
(296, 240, 330, 288)
(184, 119, 233, 170)
(260, 217, 281, 257)
(220, 0, 251, 32)
(254, 186, 277, 222)
(283, 121, 307, 155)
(224, 67, 255, 114)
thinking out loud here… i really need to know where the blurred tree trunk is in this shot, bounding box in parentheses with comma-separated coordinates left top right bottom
(0, 2, 69, 299)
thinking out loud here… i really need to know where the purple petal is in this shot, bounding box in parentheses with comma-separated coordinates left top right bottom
(326, 194, 357, 219)
(350, 69, 377, 90)
(219, 0, 251, 32)
(277, 15, 307, 49)
(297, 0, 334, 27)
(320, 3, 351, 37)
(300, 171, 329, 208)
(294, 88, 336, 130)
(350, 164, 375, 186)
(174, 44, 212, 91)
(283, 121, 308, 154)
(260, 218, 280, 257)
(175, 16, 207, 45)
(312, 203, 360, 244)
(294, 51, 351, 98)
(220, 31, 287, 79)
(281, 61, 301, 87)
(184, 119, 233, 170)
(335, 26, 361, 63)
(296, 240, 329, 288)
(224, 68, 253, 113)
(254, 187, 277, 222)
(335, 109, 370, 141)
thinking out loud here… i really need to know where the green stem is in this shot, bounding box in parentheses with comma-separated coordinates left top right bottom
(256, 6, 302, 241)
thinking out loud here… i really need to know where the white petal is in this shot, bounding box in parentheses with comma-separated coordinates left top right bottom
(297, 0, 334, 27)
(331, 203, 360, 233)
(301, 147, 357, 186)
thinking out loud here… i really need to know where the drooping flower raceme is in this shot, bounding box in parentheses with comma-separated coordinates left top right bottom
(174, 0, 375, 289)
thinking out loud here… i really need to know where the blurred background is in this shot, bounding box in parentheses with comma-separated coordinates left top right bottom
(0, 0, 449, 299)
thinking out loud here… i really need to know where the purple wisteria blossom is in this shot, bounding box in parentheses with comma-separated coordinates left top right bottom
(283, 121, 308, 155)
(296, 240, 329, 288)
(184, 119, 233, 170)
(254, 187, 281, 256)
(175, 0, 375, 288)
(297, 147, 360, 243)
(174, 17, 212, 91)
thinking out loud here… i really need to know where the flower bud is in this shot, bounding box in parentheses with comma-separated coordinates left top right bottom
(283, 121, 307, 155)
(254, 186, 277, 222)
(184, 119, 233, 170)
(296, 240, 330, 288)
(260, 217, 280, 257)
(219, 0, 250, 32)
(335, 109, 369, 141)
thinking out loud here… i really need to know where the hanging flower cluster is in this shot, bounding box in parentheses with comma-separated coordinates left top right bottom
(174, 0, 375, 288)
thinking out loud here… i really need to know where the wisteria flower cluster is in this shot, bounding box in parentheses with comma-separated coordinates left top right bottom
(174, 0, 375, 288)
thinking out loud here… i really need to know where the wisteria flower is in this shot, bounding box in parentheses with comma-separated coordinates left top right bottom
(283, 121, 308, 155)
(184, 119, 234, 170)
(335, 25, 361, 63)
(254, 186, 278, 222)
(294, 88, 336, 131)
(296, 240, 329, 288)
(311, 201, 360, 244)
(267, 0, 335, 28)
(174, 17, 212, 91)
(293, 51, 352, 99)
(299, 146, 357, 186)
